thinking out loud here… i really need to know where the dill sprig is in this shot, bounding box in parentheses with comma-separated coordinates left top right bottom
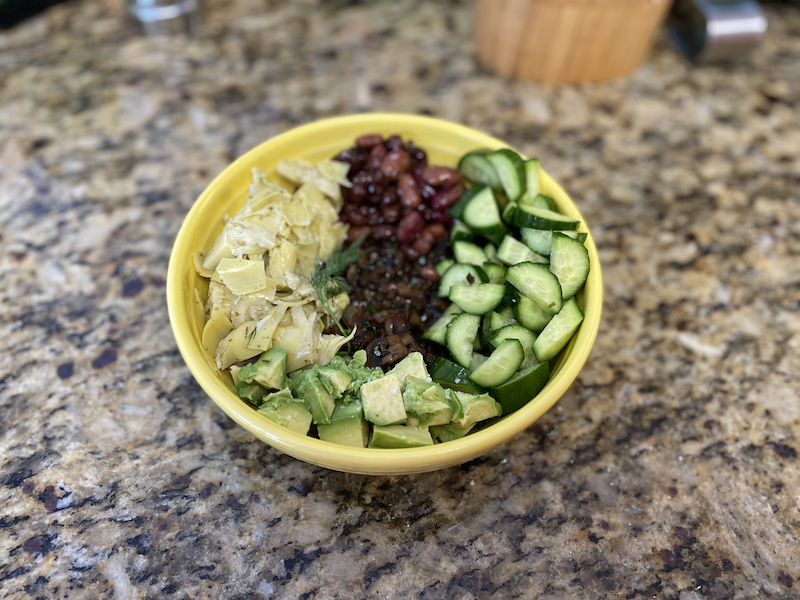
(311, 233, 368, 345)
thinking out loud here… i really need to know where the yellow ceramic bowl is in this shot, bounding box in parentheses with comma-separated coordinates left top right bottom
(167, 113, 602, 475)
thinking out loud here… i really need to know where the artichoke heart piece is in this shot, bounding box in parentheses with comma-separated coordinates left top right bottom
(215, 320, 262, 370)
(276, 159, 347, 205)
(206, 280, 233, 322)
(202, 311, 233, 355)
(247, 305, 288, 352)
(192, 252, 215, 278)
(217, 257, 268, 296)
(267, 242, 298, 289)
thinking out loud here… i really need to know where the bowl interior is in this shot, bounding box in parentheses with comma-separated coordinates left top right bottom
(167, 114, 602, 475)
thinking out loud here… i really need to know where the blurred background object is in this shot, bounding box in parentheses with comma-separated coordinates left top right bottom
(125, 0, 199, 35)
(473, 0, 672, 84)
(0, 0, 71, 29)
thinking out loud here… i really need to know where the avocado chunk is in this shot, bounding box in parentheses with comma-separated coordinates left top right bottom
(257, 389, 313, 435)
(238, 346, 288, 390)
(451, 391, 503, 429)
(402, 377, 452, 427)
(318, 365, 353, 400)
(430, 422, 475, 443)
(387, 352, 429, 388)
(317, 401, 369, 448)
(369, 425, 434, 448)
(326, 351, 383, 394)
(291, 367, 335, 425)
(360, 373, 407, 426)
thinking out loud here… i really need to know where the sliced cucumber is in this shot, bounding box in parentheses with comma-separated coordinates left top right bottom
(446, 313, 481, 368)
(487, 324, 538, 368)
(469, 353, 488, 372)
(458, 151, 502, 190)
(531, 195, 558, 211)
(486, 149, 526, 203)
(490, 361, 550, 414)
(515, 293, 552, 333)
(549, 233, 590, 299)
(449, 283, 506, 315)
(496, 235, 549, 266)
(503, 202, 580, 231)
(450, 219, 475, 243)
(506, 262, 563, 315)
(520, 228, 587, 256)
(429, 357, 485, 394)
(462, 186, 507, 245)
(484, 243, 497, 262)
(435, 258, 455, 276)
(532, 297, 584, 362)
(449, 185, 486, 221)
(422, 304, 463, 345)
(453, 241, 489, 266)
(518, 159, 542, 206)
(482, 262, 507, 284)
(469, 339, 525, 388)
(438, 263, 488, 298)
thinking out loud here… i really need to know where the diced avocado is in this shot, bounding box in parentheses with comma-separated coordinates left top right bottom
(318, 402, 369, 448)
(238, 346, 288, 390)
(360, 373, 407, 426)
(369, 425, 434, 448)
(293, 369, 335, 425)
(318, 365, 353, 399)
(257, 389, 312, 435)
(431, 422, 475, 443)
(388, 352, 429, 388)
(258, 402, 313, 435)
(451, 391, 503, 429)
(329, 399, 364, 421)
(402, 377, 452, 427)
(327, 351, 383, 393)
(238, 383, 265, 405)
(445, 389, 464, 422)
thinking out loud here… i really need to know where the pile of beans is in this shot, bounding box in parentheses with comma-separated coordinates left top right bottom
(331, 134, 465, 368)
(334, 134, 465, 273)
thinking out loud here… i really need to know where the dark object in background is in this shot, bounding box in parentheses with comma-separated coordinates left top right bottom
(0, 0, 72, 29)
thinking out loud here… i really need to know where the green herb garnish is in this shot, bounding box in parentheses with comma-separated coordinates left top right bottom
(311, 233, 368, 347)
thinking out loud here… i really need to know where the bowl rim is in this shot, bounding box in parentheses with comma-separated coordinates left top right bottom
(167, 113, 602, 475)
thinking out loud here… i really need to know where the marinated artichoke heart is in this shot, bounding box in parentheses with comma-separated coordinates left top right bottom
(195, 163, 351, 371)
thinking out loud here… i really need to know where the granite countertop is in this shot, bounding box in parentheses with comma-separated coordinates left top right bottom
(2, 0, 799, 597)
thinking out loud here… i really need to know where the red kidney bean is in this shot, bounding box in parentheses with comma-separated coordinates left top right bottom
(401, 245, 420, 260)
(380, 150, 411, 179)
(398, 173, 421, 209)
(356, 134, 384, 149)
(405, 140, 427, 167)
(347, 184, 368, 204)
(344, 205, 367, 226)
(396, 210, 425, 244)
(411, 166, 436, 200)
(372, 225, 394, 241)
(430, 182, 465, 211)
(366, 206, 382, 226)
(368, 145, 387, 170)
(421, 166, 462, 187)
(348, 225, 371, 243)
(430, 210, 453, 225)
(420, 265, 440, 282)
(333, 148, 367, 175)
(412, 233, 433, 256)
(382, 203, 402, 223)
(424, 223, 447, 241)
(386, 135, 404, 151)
(380, 184, 398, 206)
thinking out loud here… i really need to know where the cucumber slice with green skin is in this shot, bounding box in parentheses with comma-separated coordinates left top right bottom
(490, 361, 550, 414)
(484, 243, 497, 261)
(518, 159, 542, 206)
(458, 151, 502, 190)
(435, 258, 455, 276)
(532, 297, 584, 362)
(506, 262, 563, 315)
(482, 262, 507, 284)
(462, 186, 507, 245)
(450, 219, 475, 243)
(449, 283, 506, 315)
(486, 324, 538, 369)
(503, 202, 580, 230)
(429, 357, 485, 394)
(422, 304, 463, 345)
(450, 185, 486, 221)
(468, 339, 525, 388)
(520, 228, 587, 256)
(549, 233, 590, 299)
(438, 263, 488, 298)
(446, 313, 482, 368)
(531, 195, 558, 211)
(453, 241, 489, 266)
(496, 235, 549, 266)
(469, 353, 488, 372)
(515, 293, 552, 333)
(486, 149, 526, 203)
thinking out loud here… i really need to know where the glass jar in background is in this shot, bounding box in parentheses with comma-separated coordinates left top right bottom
(126, 0, 199, 35)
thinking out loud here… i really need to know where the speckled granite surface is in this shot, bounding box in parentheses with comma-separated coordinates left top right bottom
(1, 0, 799, 598)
